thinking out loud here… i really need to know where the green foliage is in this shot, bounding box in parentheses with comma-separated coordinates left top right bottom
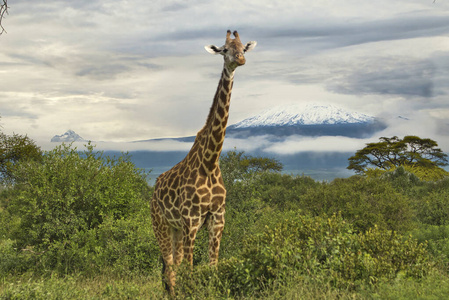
(401, 164, 449, 181)
(0, 132, 42, 184)
(256, 172, 319, 210)
(367, 164, 449, 183)
(0, 273, 166, 300)
(410, 225, 449, 267)
(348, 135, 448, 174)
(415, 191, 449, 226)
(299, 176, 414, 232)
(220, 149, 283, 189)
(3, 146, 449, 298)
(176, 214, 430, 298)
(1, 143, 158, 274)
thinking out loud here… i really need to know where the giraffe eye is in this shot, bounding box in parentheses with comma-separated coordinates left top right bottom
(222, 49, 228, 53)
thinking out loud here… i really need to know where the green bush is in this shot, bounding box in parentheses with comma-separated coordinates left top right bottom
(411, 224, 449, 267)
(256, 172, 319, 210)
(1, 143, 158, 274)
(299, 176, 415, 232)
(217, 214, 430, 296)
(415, 191, 449, 226)
(173, 214, 430, 298)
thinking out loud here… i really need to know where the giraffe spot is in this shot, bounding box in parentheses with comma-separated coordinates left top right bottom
(172, 209, 181, 219)
(194, 158, 202, 169)
(219, 90, 228, 104)
(198, 165, 207, 176)
(197, 187, 209, 195)
(210, 201, 221, 212)
(222, 78, 230, 88)
(190, 206, 200, 218)
(212, 186, 225, 195)
(182, 208, 189, 216)
(173, 196, 180, 207)
(195, 177, 206, 187)
(201, 194, 211, 203)
(186, 177, 195, 185)
(216, 105, 225, 120)
(169, 189, 176, 200)
(170, 177, 179, 189)
(184, 185, 195, 197)
(165, 210, 175, 221)
(192, 194, 201, 204)
(213, 118, 221, 127)
(204, 151, 211, 159)
(209, 154, 218, 164)
(163, 193, 171, 204)
(212, 130, 222, 144)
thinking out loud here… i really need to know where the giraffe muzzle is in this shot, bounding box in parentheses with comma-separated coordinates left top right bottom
(235, 54, 246, 66)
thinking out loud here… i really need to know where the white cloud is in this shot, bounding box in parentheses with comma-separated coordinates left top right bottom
(262, 136, 368, 155)
(1, 0, 448, 156)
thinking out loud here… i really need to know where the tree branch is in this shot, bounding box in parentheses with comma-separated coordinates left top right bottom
(0, 0, 8, 35)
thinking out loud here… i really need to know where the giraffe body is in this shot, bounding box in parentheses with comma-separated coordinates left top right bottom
(150, 30, 256, 293)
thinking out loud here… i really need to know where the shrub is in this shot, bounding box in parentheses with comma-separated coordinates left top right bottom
(217, 214, 430, 296)
(2, 143, 157, 274)
(415, 191, 449, 226)
(299, 176, 415, 232)
(256, 172, 319, 210)
(410, 225, 449, 267)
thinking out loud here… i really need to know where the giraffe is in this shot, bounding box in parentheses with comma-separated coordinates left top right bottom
(150, 30, 257, 293)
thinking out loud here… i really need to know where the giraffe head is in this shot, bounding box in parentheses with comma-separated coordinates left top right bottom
(205, 30, 257, 69)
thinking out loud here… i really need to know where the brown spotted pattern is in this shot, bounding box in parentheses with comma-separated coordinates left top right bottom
(150, 30, 255, 294)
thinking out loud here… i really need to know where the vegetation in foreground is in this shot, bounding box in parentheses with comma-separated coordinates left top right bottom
(1, 133, 449, 299)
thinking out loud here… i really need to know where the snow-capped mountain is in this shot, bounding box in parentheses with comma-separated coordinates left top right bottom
(226, 104, 385, 139)
(230, 104, 375, 128)
(51, 130, 87, 142)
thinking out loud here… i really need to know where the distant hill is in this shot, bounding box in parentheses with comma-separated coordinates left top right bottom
(226, 104, 386, 139)
(51, 130, 87, 142)
(135, 104, 387, 143)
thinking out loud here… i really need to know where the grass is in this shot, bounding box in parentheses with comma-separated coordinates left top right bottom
(2, 269, 449, 300)
(0, 271, 168, 300)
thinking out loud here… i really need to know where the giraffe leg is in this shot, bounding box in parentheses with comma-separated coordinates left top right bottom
(150, 200, 176, 294)
(182, 222, 200, 266)
(172, 228, 184, 266)
(208, 209, 225, 266)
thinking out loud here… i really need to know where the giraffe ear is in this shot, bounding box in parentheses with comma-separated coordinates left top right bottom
(244, 41, 257, 53)
(205, 45, 225, 55)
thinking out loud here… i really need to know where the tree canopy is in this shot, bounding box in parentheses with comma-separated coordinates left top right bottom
(0, 132, 43, 184)
(347, 135, 448, 174)
(220, 149, 283, 188)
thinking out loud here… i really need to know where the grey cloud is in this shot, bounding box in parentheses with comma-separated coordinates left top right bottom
(329, 58, 436, 98)
(258, 14, 449, 51)
(75, 64, 131, 80)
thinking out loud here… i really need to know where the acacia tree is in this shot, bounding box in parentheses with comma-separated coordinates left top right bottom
(348, 135, 448, 174)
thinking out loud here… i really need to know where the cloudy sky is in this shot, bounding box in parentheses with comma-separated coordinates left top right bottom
(1, 0, 448, 154)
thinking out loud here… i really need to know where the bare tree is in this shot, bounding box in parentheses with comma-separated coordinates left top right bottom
(1, 0, 8, 35)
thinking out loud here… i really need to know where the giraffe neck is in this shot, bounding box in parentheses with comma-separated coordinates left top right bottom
(190, 64, 235, 173)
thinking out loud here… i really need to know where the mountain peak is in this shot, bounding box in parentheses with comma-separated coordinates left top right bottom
(230, 103, 375, 129)
(51, 130, 87, 142)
